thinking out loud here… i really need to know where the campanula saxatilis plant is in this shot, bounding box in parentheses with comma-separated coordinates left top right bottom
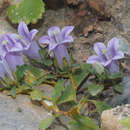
(12, 22, 41, 61)
(39, 26, 74, 68)
(0, 34, 24, 72)
(86, 37, 124, 73)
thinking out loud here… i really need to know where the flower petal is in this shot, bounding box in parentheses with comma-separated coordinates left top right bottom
(48, 26, 60, 38)
(107, 60, 119, 73)
(29, 29, 38, 40)
(49, 43, 58, 51)
(48, 26, 62, 44)
(18, 22, 30, 41)
(0, 34, 14, 51)
(107, 37, 119, 56)
(108, 37, 119, 50)
(103, 59, 112, 66)
(23, 41, 41, 61)
(0, 63, 6, 79)
(61, 36, 73, 44)
(8, 44, 23, 52)
(53, 45, 70, 68)
(10, 33, 31, 50)
(113, 51, 124, 60)
(8, 34, 24, 52)
(0, 34, 24, 53)
(39, 35, 51, 44)
(0, 57, 14, 80)
(94, 42, 107, 56)
(0, 39, 7, 57)
(61, 26, 74, 38)
(86, 55, 103, 64)
(2, 58, 14, 80)
(5, 53, 24, 72)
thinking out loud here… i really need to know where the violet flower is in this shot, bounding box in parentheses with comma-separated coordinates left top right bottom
(0, 56, 14, 80)
(39, 26, 74, 68)
(86, 37, 124, 73)
(0, 34, 24, 72)
(13, 22, 41, 61)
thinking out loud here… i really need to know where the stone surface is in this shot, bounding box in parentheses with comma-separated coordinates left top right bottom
(109, 74, 130, 107)
(45, 0, 65, 10)
(117, 35, 130, 56)
(0, 93, 49, 130)
(101, 104, 130, 130)
(0, 18, 16, 35)
(37, 84, 54, 99)
(0, 0, 4, 6)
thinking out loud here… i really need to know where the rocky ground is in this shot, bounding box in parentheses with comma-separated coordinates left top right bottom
(101, 104, 130, 130)
(0, 93, 49, 130)
(0, 0, 130, 129)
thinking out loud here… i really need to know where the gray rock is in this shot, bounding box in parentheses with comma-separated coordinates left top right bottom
(110, 74, 130, 106)
(0, 93, 49, 130)
(37, 84, 54, 99)
(121, 75, 130, 104)
(0, 18, 16, 35)
(117, 35, 130, 56)
(101, 104, 130, 130)
(109, 36, 130, 106)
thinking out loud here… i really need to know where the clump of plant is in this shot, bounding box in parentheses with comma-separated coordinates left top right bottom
(0, 22, 125, 130)
(7, 0, 45, 24)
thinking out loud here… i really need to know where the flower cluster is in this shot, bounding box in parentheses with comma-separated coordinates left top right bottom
(0, 22, 41, 80)
(0, 21, 124, 81)
(0, 22, 74, 80)
(86, 37, 124, 73)
(39, 26, 74, 68)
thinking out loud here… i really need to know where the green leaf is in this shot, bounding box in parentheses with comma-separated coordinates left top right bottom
(70, 112, 100, 130)
(0, 77, 7, 87)
(72, 64, 91, 88)
(88, 83, 104, 96)
(43, 74, 57, 80)
(108, 72, 124, 80)
(35, 73, 57, 86)
(16, 64, 28, 82)
(72, 64, 81, 75)
(120, 117, 130, 129)
(92, 62, 104, 75)
(16, 64, 43, 86)
(62, 58, 70, 72)
(9, 87, 16, 98)
(113, 83, 123, 94)
(39, 48, 48, 59)
(40, 116, 55, 130)
(21, 84, 31, 91)
(35, 77, 46, 86)
(52, 80, 64, 104)
(5, 73, 15, 86)
(44, 58, 53, 66)
(91, 100, 111, 115)
(16, 64, 43, 81)
(7, 0, 45, 24)
(30, 89, 43, 101)
(69, 54, 75, 64)
(57, 85, 76, 105)
(40, 48, 53, 66)
(27, 65, 43, 78)
(53, 57, 61, 71)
